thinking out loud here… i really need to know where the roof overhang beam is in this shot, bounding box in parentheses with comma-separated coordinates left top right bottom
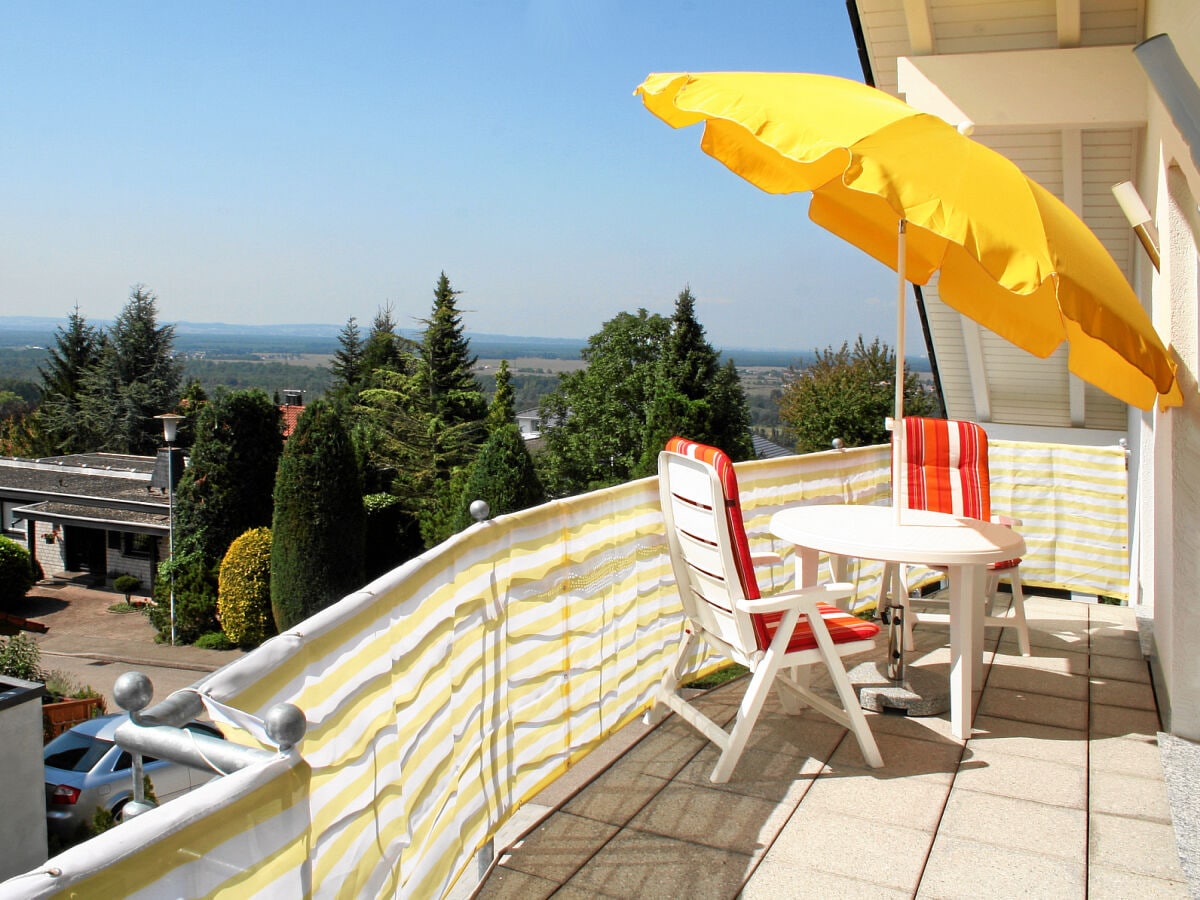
(897, 46, 1146, 130)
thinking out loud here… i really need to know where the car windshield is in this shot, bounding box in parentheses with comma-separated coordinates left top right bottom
(44, 732, 114, 773)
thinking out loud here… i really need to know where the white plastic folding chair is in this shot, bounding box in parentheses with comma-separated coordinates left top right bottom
(649, 437, 883, 783)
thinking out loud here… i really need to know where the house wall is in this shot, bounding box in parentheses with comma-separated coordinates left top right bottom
(28, 520, 160, 591)
(0, 679, 48, 879)
(30, 521, 67, 580)
(1143, 0, 1200, 739)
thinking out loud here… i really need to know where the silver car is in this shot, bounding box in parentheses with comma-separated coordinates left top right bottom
(43, 713, 223, 845)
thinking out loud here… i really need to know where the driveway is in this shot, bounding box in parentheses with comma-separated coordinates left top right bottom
(7, 580, 245, 711)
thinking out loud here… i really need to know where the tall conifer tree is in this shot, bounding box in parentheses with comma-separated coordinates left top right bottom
(634, 287, 753, 476)
(271, 400, 365, 631)
(37, 306, 103, 453)
(420, 272, 487, 432)
(78, 285, 183, 454)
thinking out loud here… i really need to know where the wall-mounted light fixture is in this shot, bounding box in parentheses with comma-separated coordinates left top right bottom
(1112, 180, 1161, 272)
(1134, 33, 1200, 175)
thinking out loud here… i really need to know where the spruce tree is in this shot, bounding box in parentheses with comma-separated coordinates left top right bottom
(361, 303, 419, 380)
(412, 272, 489, 544)
(420, 272, 488, 433)
(634, 287, 753, 476)
(78, 285, 183, 454)
(329, 316, 365, 400)
(486, 359, 516, 433)
(37, 306, 103, 453)
(271, 400, 365, 631)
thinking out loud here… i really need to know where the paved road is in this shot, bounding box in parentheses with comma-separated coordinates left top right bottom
(11, 580, 245, 712)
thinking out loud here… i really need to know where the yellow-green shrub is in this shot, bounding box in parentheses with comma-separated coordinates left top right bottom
(217, 527, 276, 648)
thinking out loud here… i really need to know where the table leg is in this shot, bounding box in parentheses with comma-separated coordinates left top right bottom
(947, 563, 985, 740)
(794, 545, 820, 589)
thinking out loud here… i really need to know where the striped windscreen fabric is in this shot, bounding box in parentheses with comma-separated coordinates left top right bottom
(987, 440, 1128, 599)
(3, 441, 1129, 898)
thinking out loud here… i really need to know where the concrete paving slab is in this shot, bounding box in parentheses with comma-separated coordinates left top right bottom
(1090, 812, 1188, 882)
(918, 834, 1085, 899)
(937, 788, 1086, 859)
(565, 829, 753, 900)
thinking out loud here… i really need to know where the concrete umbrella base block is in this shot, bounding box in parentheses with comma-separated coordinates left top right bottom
(847, 661, 950, 717)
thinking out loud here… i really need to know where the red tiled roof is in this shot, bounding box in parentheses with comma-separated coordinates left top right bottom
(280, 405, 304, 439)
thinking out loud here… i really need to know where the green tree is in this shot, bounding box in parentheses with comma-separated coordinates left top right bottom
(362, 492, 423, 582)
(410, 273, 489, 545)
(329, 316, 365, 400)
(634, 287, 753, 476)
(538, 309, 669, 496)
(420, 272, 488, 438)
(148, 549, 219, 644)
(271, 400, 365, 631)
(78, 285, 183, 454)
(486, 360, 516, 433)
(778, 336, 936, 453)
(361, 303, 417, 379)
(37, 306, 103, 454)
(217, 527, 276, 647)
(173, 389, 283, 569)
(453, 423, 546, 532)
(0, 536, 36, 606)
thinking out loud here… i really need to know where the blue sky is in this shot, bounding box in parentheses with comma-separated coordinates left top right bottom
(1, 1, 921, 356)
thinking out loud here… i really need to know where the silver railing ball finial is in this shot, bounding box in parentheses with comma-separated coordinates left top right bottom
(265, 703, 307, 752)
(470, 499, 491, 522)
(832, 438, 845, 450)
(113, 672, 154, 719)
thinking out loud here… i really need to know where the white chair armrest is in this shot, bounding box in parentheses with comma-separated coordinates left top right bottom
(750, 551, 785, 567)
(740, 582, 854, 615)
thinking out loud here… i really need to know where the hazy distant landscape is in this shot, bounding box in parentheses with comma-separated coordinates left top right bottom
(0, 315, 924, 434)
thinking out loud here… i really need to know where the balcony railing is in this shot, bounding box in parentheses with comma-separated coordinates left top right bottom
(1, 440, 1129, 899)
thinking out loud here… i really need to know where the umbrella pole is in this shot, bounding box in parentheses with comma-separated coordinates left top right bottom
(893, 219, 907, 524)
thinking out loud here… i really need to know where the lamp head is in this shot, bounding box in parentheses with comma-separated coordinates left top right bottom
(155, 413, 184, 444)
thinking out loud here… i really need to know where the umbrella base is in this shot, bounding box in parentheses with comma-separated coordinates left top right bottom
(848, 661, 950, 717)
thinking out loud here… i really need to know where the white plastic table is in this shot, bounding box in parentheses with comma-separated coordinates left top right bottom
(769, 504, 1026, 739)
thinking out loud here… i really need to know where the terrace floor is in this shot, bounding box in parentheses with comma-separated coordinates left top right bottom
(467, 593, 1194, 898)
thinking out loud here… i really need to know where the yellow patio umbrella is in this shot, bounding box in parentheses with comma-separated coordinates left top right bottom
(635, 72, 1181, 511)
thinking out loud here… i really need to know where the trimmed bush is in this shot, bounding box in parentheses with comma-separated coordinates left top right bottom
(113, 574, 140, 600)
(453, 424, 546, 532)
(217, 527, 276, 648)
(271, 401, 365, 632)
(0, 536, 36, 605)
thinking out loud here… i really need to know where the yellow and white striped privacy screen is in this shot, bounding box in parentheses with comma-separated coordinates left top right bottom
(4, 442, 1127, 898)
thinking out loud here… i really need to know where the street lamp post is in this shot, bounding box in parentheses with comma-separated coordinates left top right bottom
(155, 413, 184, 646)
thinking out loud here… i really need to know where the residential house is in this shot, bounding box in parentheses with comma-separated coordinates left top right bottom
(0, 453, 174, 590)
(848, 0, 1200, 741)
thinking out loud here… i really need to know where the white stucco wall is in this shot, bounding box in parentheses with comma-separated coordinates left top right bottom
(1143, 0, 1200, 739)
(0, 681, 48, 879)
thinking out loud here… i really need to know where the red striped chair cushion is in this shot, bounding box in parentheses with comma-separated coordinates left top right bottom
(903, 417, 990, 520)
(756, 602, 882, 653)
(664, 436, 760, 603)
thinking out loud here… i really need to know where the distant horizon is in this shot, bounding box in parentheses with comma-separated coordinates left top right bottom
(0, 313, 928, 361)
